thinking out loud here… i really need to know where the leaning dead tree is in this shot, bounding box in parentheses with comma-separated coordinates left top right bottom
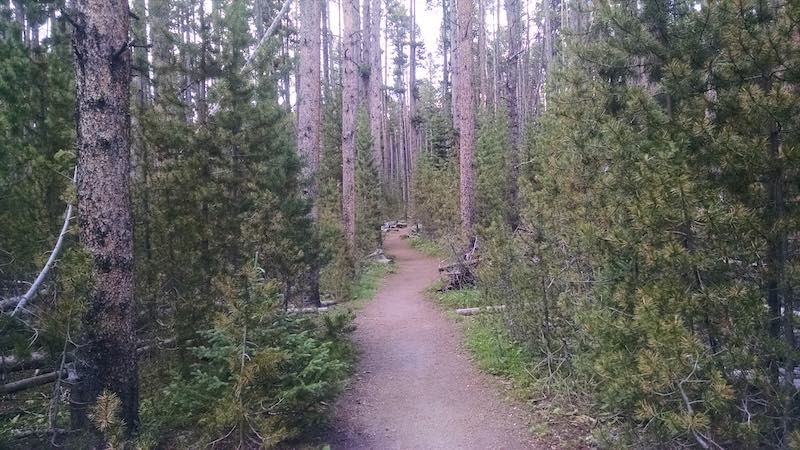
(1, 169, 76, 315)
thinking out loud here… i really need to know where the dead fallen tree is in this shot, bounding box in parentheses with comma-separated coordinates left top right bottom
(455, 305, 506, 316)
(1, 370, 67, 395)
(285, 306, 330, 314)
(9, 427, 73, 440)
(366, 249, 392, 264)
(0, 352, 51, 373)
(438, 237, 480, 291)
(2, 170, 76, 316)
(1, 338, 176, 376)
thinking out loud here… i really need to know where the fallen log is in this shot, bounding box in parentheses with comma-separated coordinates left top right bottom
(1, 338, 176, 375)
(285, 306, 330, 314)
(1, 370, 66, 395)
(320, 300, 337, 307)
(455, 305, 506, 316)
(366, 249, 393, 264)
(10, 427, 72, 439)
(0, 352, 51, 373)
(438, 258, 481, 272)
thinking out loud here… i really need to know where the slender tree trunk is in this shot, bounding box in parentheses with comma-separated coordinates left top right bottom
(441, 0, 451, 113)
(493, 0, 500, 112)
(341, 0, 359, 254)
(456, 0, 475, 237)
(478, 0, 488, 110)
(298, 0, 322, 305)
(282, 17, 292, 111)
(449, 0, 457, 121)
(368, 0, 384, 180)
(504, 0, 521, 229)
(71, 0, 139, 435)
(322, 0, 331, 87)
(408, 0, 418, 167)
(149, 0, 172, 109)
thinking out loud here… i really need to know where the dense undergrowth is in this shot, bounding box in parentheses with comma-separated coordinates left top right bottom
(411, 2, 800, 447)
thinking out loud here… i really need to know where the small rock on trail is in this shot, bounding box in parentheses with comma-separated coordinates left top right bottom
(326, 231, 539, 449)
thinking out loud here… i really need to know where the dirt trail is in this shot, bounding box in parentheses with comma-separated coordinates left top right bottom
(328, 231, 536, 449)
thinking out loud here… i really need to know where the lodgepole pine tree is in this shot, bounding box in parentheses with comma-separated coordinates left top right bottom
(504, 0, 521, 229)
(455, 0, 475, 238)
(70, 0, 139, 434)
(368, 0, 384, 181)
(341, 0, 359, 253)
(297, 0, 322, 305)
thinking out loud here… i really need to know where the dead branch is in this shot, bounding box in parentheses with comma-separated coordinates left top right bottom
(455, 305, 506, 316)
(242, 0, 292, 72)
(285, 306, 330, 314)
(7, 168, 76, 317)
(1, 370, 66, 395)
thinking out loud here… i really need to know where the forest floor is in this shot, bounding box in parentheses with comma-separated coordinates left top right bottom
(325, 230, 540, 449)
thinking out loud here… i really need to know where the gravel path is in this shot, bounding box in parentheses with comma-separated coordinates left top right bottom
(327, 231, 537, 450)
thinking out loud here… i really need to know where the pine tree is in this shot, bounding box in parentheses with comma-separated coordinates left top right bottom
(70, 0, 139, 433)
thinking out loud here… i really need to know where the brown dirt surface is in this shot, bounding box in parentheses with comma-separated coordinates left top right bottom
(326, 230, 540, 449)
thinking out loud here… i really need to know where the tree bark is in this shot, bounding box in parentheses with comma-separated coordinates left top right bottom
(441, 0, 451, 114)
(298, 0, 322, 305)
(71, 0, 139, 435)
(322, 0, 331, 87)
(368, 0, 384, 179)
(149, 0, 172, 108)
(478, 0, 488, 110)
(341, 0, 359, 254)
(456, 0, 475, 237)
(408, 0, 418, 168)
(504, 0, 521, 229)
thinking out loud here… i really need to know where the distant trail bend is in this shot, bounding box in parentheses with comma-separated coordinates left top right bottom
(328, 230, 537, 450)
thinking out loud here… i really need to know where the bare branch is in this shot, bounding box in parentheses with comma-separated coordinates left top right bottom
(8, 169, 76, 317)
(242, 0, 293, 73)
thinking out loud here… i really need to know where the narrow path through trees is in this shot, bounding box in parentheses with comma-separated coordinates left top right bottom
(328, 231, 536, 449)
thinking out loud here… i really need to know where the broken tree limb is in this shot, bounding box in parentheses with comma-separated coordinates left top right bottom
(1, 338, 176, 375)
(439, 238, 481, 291)
(1, 370, 66, 395)
(6, 169, 76, 316)
(10, 428, 72, 440)
(285, 306, 330, 314)
(242, 0, 292, 72)
(455, 305, 506, 316)
(320, 300, 337, 307)
(438, 258, 480, 272)
(366, 249, 393, 264)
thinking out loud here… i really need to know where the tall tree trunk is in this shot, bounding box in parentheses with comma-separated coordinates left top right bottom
(322, 0, 331, 87)
(298, 0, 322, 305)
(449, 0, 457, 121)
(455, 0, 475, 237)
(71, 0, 139, 435)
(493, 0, 500, 112)
(149, 0, 172, 108)
(341, 0, 359, 254)
(504, 0, 521, 229)
(282, 17, 292, 111)
(478, 0, 488, 110)
(408, 0, 418, 168)
(368, 0, 384, 180)
(441, 0, 451, 113)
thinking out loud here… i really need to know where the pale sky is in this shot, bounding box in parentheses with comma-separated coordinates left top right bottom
(326, 0, 510, 83)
